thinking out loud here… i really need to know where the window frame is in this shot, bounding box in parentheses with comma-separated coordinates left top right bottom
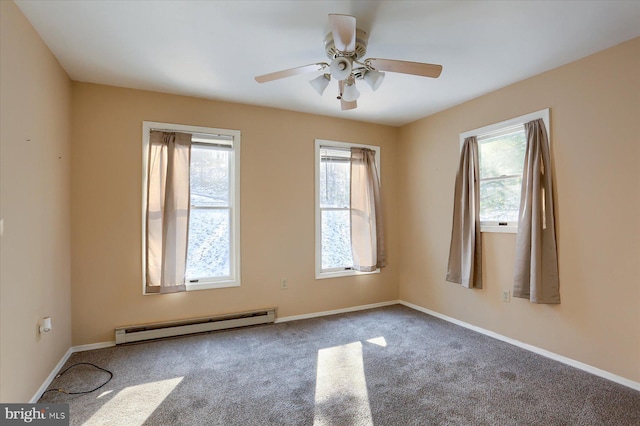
(142, 121, 241, 294)
(460, 108, 550, 234)
(314, 138, 381, 280)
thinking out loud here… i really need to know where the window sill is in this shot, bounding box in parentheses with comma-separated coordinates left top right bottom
(316, 269, 380, 280)
(480, 225, 518, 234)
(186, 280, 240, 291)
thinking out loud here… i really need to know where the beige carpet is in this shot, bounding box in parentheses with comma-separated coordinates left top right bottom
(39, 305, 640, 425)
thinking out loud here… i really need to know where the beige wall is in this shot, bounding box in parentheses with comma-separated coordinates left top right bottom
(70, 83, 399, 345)
(3, 0, 637, 399)
(398, 37, 640, 382)
(0, 1, 72, 402)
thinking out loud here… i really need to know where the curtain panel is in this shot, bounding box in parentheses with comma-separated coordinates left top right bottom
(350, 147, 386, 272)
(513, 119, 560, 303)
(146, 131, 192, 294)
(446, 136, 482, 289)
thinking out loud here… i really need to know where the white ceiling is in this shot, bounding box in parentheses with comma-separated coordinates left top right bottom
(15, 0, 640, 127)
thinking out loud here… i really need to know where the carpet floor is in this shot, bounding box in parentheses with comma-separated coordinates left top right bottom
(39, 305, 640, 425)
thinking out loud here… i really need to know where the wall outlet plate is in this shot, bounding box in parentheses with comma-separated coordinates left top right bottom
(280, 278, 288, 290)
(502, 290, 510, 303)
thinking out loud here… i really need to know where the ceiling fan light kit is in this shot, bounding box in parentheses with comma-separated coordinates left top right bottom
(341, 81, 360, 102)
(255, 13, 443, 110)
(364, 69, 385, 91)
(329, 57, 352, 81)
(310, 73, 331, 95)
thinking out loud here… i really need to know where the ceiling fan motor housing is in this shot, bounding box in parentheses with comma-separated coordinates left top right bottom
(324, 28, 368, 59)
(329, 57, 352, 80)
(254, 14, 443, 111)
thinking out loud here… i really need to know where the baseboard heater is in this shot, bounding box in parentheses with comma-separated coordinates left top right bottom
(114, 308, 276, 344)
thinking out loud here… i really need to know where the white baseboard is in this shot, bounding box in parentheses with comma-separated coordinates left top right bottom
(72, 341, 116, 352)
(29, 347, 73, 403)
(31, 301, 398, 402)
(400, 300, 640, 392)
(33, 300, 638, 402)
(30, 341, 116, 403)
(276, 300, 400, 323)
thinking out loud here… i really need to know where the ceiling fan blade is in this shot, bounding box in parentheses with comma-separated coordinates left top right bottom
(255, 63, 328, 83)
(329, 14, 356, 52)
(341, 99, 357, 110)
(367, 58, 443, 78)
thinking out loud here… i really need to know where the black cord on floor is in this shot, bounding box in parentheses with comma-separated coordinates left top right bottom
(41, 362, 113, 397)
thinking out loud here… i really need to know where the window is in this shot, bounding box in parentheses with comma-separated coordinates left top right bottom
(315, 139, 380, 279)
(460, 109, 549, 233)
(142, 122, 240, 292)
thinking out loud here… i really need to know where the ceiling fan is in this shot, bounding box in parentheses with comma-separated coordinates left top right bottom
(255, 14, 443, 110)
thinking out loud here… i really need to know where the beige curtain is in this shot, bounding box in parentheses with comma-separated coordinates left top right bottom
(350, 148, 385, 272)
(513, 119, 560, 303)
(146, 131, 192, 294)
(446, 136, 482, 288)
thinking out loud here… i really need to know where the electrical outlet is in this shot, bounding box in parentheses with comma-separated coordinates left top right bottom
(280, 278, 288, 290)
(502, 290, 510, 303)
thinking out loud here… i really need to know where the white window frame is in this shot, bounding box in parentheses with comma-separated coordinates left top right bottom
(142, 121, 241, 293)
(460, 108, 550, 234)
(314, 139, 381, 279)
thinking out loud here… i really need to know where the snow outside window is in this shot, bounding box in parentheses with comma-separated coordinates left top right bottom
(186, 143, 233, 283)
(314, 139, 381, 279)
(142, 122, 241, 292)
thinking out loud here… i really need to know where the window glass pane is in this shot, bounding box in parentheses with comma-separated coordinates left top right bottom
(320, 150, 350, 208)
(478, 130, 526, 179)
(321, 209, 352, 270)
(190, 146, 230, 207)
(186, 208, 230, 279)
(479, 177, 522, 222)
